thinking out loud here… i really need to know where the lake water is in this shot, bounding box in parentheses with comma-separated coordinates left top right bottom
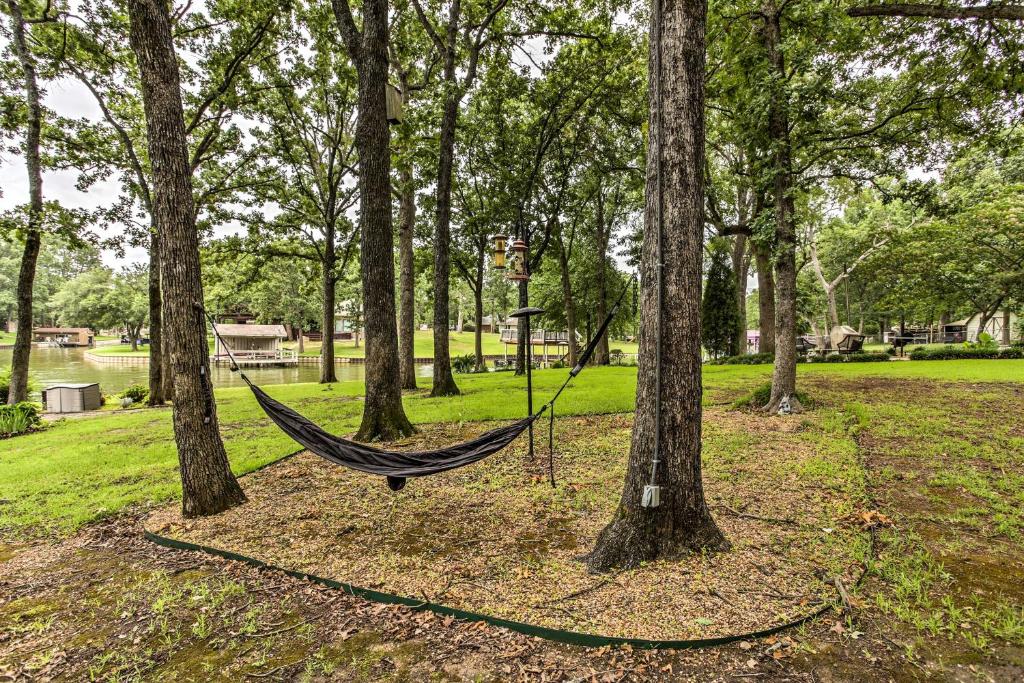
(1, 346, 433, 395)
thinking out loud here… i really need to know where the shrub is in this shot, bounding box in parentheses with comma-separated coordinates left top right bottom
(0, 402, 43, 438)
(845, 352, 892, 362)
(908, 345, 1022, 360)
(803, 352, 890, 364)
(452, 353, 483, 374)
(0, 368, 38, 400)
(709, 352, 774, 366)
(120, 384, 149, 404)
(731, 382, 813, 411)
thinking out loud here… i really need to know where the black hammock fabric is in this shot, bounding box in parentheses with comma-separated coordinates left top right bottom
(243, 377, 539, 491)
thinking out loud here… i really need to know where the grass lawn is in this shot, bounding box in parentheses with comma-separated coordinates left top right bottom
(0, 331, 15, 344)
(88, 344, 151, 357)
(89, 339, 216, 357)
(2, 359, 1020, 537)
(287, 329, 640, 359)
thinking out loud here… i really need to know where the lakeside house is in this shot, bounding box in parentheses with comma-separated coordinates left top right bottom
(33, 327, 94, 347)
(212, 324, 297, 366)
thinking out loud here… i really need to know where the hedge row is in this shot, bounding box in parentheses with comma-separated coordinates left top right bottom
(802, 352, 891, 363)
(710, 351, 891, 365)
(709, 352, 775, 365)
(908, 346, 1024, 361)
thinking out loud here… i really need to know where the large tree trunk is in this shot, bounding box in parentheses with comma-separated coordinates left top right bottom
(731, 234, 747, 355)
(397, 151, 417, 390)
(753, 242, 776, 355)
(593, 188, 611, 365)
(4, 0, 43, 405)
(343, 0, 415, 441)
(320, 229, 338, 383)
(128, 0, 245, 516)
(763, 5, 801, 414)
(147, 228, 165, 405)
(430, 76, 461, 397)
(473, 265, 485, 373)
(556, 233, 579, 366)
(162, 312, 175, 402)
(826, 287, 839, 329)
(587, 0, 726, 571)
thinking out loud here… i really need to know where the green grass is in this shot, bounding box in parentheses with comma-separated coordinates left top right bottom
(0, 331, 15, 344)
(89, 345, 151, 357)
(1, 359, 1021, 537)
(287, 329, 640, 359)
(90, 340, 216, 357)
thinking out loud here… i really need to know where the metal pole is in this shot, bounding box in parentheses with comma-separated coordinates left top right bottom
(525, 312, 535, 458)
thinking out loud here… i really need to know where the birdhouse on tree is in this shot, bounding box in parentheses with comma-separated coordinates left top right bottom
(386, 84, 403, 125)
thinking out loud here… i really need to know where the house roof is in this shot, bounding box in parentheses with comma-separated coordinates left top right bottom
(34, 327, 93, 334)
(950, 310, 1016, 326)
(214, 324, 287, 338)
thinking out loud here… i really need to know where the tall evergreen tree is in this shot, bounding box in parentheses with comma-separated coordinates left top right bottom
(701, 245, 742, 358)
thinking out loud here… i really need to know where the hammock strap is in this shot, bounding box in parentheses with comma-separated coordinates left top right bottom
(200, 307, 243, 374)
(548, 402, 556, 488)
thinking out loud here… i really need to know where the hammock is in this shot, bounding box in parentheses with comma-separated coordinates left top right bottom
(243, 376, 538, 491)
(202, 277, 633, 490)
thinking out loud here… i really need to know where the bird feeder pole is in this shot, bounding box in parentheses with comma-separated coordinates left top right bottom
(502, 234, 540, 459)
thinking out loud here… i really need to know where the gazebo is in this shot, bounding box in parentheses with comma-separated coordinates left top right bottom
(212, 324, 297, 366)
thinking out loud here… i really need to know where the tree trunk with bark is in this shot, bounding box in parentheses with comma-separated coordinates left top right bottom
(320, 228, 338, 383)
(473, 264, 485, 372)
(397, 149, 417, 390)
(556, 232, 579, 366)
(127, 0, 245, 516)
(4, 0, 43, 405)
(975, 297, 1005, 341)
(763, 5, 802, 414)
(586, 0, 727, 571)
(753, 242, 776, 356)
(332, 0, 415, 441)
(593, 188, 611, 365)
(731, 234, 748, 354)
(147, 228, 165, 405)
(430, 84, 461, 397)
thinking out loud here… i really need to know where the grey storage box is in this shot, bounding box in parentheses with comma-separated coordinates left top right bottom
(42, 383, 102, 413)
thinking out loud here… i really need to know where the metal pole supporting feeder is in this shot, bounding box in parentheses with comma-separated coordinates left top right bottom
(508, 305, 545, 459)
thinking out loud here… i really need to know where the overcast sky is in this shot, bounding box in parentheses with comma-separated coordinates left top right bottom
(0, 73, 152, 267)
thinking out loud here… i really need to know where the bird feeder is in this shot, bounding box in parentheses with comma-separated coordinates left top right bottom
(386, 84, 403, 125)
(492, 234, 507, 270)
(506, 239, 529, 281)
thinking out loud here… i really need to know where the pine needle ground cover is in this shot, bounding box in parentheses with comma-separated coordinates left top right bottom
(147, 408, 872, 642)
